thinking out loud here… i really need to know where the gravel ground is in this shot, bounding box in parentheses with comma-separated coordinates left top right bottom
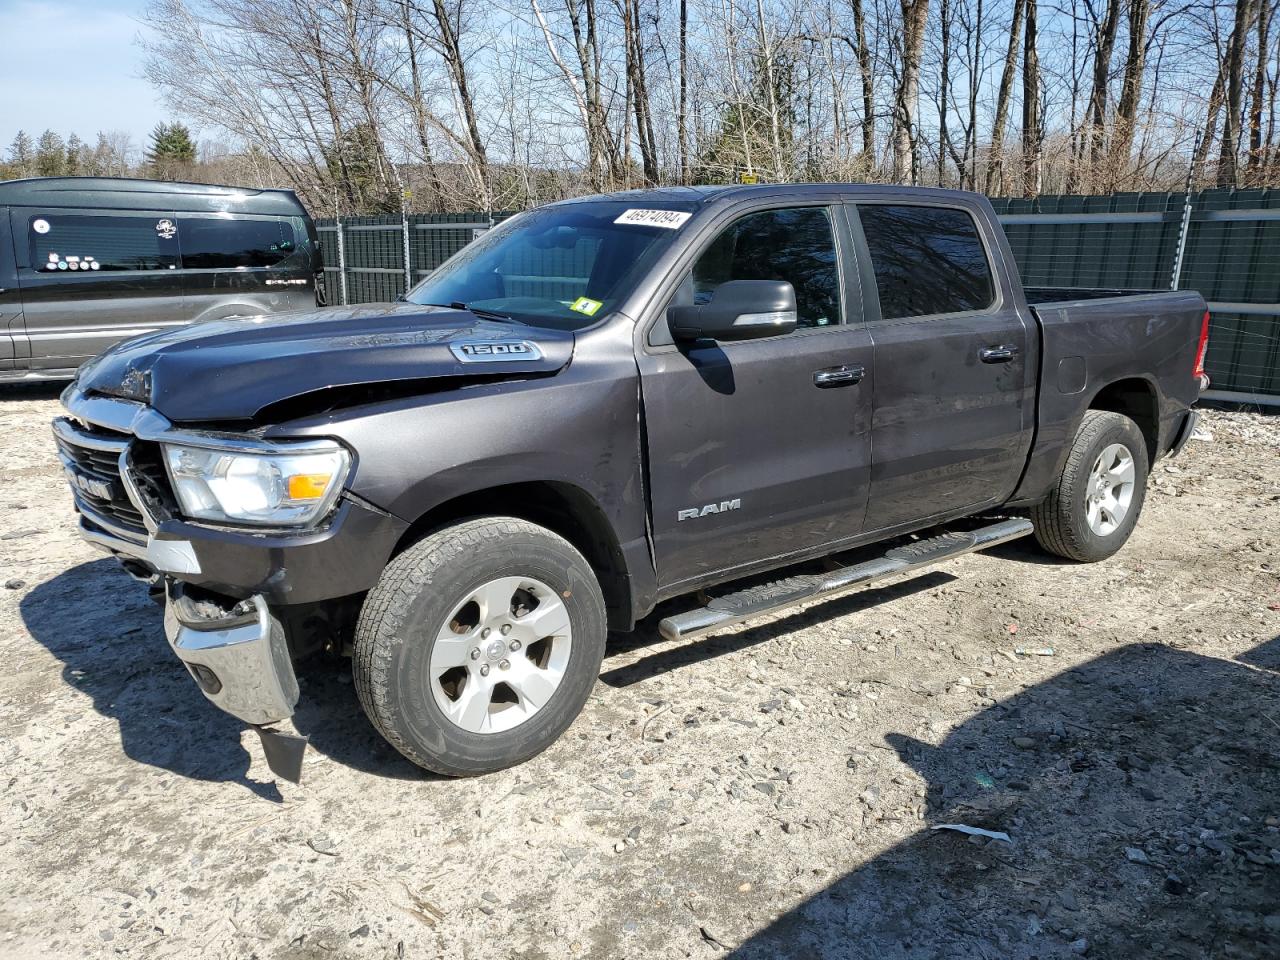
(0, 388, 1277, 960)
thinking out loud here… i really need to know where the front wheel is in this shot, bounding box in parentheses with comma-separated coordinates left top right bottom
(353, 517, 607, 776)
(1031, 410, 1149, 562)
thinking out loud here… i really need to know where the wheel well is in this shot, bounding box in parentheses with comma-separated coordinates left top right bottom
(1089, 378, 1159, 462)
(393, 482, 633, 631)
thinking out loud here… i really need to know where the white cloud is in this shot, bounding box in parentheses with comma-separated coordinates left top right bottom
(0, 0, 167, 148)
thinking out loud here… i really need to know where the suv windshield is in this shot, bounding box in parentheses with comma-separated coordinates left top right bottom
(405, 201, 698, 330)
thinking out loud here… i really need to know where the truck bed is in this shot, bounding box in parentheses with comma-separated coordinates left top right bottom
(1009, 287, 1206, 506)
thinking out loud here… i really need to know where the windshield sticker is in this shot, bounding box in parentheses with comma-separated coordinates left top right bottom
(613, 209, 691, 230)
(32, 218, 50, 234)
(156, 218, 177, 239)
(570, 296, 603, 316)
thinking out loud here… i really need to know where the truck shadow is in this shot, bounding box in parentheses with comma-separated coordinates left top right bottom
(719, 636, 1280, 959)
(19, 558, 426, 797)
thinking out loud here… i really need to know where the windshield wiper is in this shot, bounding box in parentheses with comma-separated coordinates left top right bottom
(414, 300, 519, 323)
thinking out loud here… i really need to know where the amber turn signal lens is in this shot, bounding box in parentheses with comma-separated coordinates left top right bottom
(287, 473, 333, 500)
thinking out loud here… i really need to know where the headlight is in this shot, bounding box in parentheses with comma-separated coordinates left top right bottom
(163, 439, 350, 526)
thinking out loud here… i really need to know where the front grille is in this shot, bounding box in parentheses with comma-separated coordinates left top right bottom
(53, 418, 150, 538)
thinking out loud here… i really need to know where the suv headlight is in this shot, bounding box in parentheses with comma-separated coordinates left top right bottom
(162, 439, 351, 527)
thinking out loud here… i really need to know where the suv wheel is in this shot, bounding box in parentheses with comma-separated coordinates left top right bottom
(1031, 410, 1149, 562)
(353, 517, 607, 776)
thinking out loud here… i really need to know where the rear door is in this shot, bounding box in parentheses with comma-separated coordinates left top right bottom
(637, 201, 874, 590)
(177, 213, 316, 321)
(10, 207, 184, 372)
(848, 200, 1035, 531)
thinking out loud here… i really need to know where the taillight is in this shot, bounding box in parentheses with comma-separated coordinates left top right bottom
(1193, 309, 1210, 383)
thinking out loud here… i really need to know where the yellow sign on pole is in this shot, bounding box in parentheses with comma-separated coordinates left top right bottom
(739, 172, 758, 185)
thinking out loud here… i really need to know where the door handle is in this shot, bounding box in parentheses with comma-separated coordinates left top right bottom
(980, 344, 1018, 363)
(813, 364, 865, 387)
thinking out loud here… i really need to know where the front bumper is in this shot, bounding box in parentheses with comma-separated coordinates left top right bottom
(56, 387, 408, 605)
(163, 583, 299, 726)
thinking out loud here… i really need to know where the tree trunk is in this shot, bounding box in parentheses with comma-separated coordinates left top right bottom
(893, 0, 930, 183)
(1021, 0, 1040, 197)
(985, 0, 1025, 195)
(1247, 0, 1273, 179)
(1086, 0, 1122, 189)
(1109, 0, 1150, 188)
(1218, 0, 1258, 186)
(938, 0, 952, 185)
(966, 0, 984, 188)
(624, 0, 659, 183)
(851, 0, 875, 162)
(678, 0, 689, 183)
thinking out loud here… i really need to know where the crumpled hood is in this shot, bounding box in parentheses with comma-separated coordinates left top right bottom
(75, 303, 574, 422)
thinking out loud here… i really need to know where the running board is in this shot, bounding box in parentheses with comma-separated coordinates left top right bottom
(657, 518, 1033, 642)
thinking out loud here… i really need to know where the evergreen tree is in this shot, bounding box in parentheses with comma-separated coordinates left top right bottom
(323, 124, 398, 212)
(65, 133, 85, 176)
(7, 130, 35, 177)
(147, 122, 197, 179)
(34, 130, 67, 177)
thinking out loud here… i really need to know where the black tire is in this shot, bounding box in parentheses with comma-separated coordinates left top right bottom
(1031, 410, 1149, 562)
(353, 517, 606, 776)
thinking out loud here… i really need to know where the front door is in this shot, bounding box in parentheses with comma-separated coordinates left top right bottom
(10, 207, 186, 372)
(849, 200, 1035, 531)
(638, 204, 874, 591)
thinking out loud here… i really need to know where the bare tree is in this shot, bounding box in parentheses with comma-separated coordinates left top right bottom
(1085, 0, 1122, 189)
(986, 0, 1025, 194)
(892, 0, 931, 182)
(1021, 0, 1040, 196)
(1218, 0, 1260, 185)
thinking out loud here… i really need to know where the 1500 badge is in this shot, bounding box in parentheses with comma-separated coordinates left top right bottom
(450, 340, 543, 362)
(677, 499, 741, 521)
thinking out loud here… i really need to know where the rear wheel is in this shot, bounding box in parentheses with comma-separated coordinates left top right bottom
(353, 517, 606, 776)
(1031, 410, 1149, 562)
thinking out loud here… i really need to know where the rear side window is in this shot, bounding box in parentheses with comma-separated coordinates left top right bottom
(28, 214, 179, 272)
(692, 207, 841, 328)
(177, 217, 296, 269)
(856, 204, 995, 319)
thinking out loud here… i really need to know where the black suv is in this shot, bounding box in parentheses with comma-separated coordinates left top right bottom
(1, 176, 321, 381)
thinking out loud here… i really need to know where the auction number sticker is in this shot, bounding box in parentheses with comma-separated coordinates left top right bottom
(613, 209, 691, 229)
(570, 296, 603, 316)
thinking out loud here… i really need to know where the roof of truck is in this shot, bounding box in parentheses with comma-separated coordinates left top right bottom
(0, 176, 309, 216)
(551, 181, 989, 210)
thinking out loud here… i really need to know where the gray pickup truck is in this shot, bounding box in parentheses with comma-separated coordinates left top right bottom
(52, 184, 1208, 780)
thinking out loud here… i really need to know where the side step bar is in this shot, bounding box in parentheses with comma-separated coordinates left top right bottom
(657, 518, 1033, 642)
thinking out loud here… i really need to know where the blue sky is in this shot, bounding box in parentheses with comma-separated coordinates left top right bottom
(0, 0, 167, 152)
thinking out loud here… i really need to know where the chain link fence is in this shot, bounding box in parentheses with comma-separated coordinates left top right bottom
(319, 190, 1280, 402)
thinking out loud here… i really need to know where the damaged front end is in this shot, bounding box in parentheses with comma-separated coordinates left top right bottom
(164, 583, 308, 782)
(53, 385, 408, 784)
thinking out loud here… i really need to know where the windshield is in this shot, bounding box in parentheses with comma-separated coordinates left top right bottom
(405, 201, 698, 330)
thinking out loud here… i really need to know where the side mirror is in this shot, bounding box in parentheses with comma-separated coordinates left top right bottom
(668, 279, 798, 342)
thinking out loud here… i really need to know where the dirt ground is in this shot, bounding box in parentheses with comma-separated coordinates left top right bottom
(0, 386, 1277, 960)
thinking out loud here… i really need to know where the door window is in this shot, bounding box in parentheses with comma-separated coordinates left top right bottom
(691, 207, 841, 328)
(177, 217, 296, 269)
(27, 214, 179, 272)
(856, 204, 995, 319)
